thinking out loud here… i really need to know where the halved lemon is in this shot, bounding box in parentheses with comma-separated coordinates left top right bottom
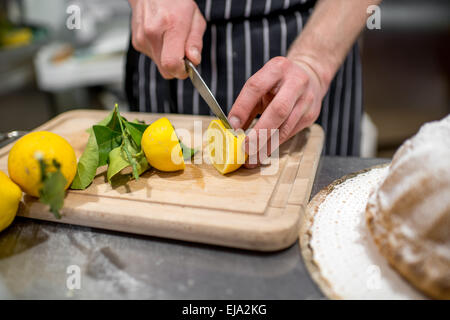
(206, 120, 247, 174)
(141, 117, 185, 172)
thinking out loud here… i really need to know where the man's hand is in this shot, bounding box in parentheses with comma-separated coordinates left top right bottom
(129, 0, 206, 79)
(228, 0, 382, 168)
(228, 56, 327, 168)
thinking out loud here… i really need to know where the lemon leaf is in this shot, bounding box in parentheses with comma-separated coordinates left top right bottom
(135, 152, 150, 175)
(179, 141, 197, 160)
(107, 147, 129, 182)
(70, 130, 99, 190)
(107, 144, 149, 182)
(38, 159, 67, 219)
(73, 103, 150, 189)
(124, 121, 148, 148)
(172, 124, 197, 160)
(122, 136, 140, 180)
(93, 125, 122, 167)
(98, 105, 122, 133)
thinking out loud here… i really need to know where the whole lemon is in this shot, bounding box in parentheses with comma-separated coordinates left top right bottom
(141, 117, 185, 172)
(8, 131, 77, 197)
(0, 171, 22, 232)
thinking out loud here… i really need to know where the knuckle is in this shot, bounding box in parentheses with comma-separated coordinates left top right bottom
(273, 99, 291, 119)
(297, 73, 310, 87)
(143, 24, 157, 37)
(199, 17, 207, 31)
(161, 56, 181, 72)
(158, 66, 174, 79)
(279, 123, 292, 141)
(304, 92, 315, 105)
(162, 12, 177, 29)
(270, 56, 288, 69)
(246, 76, 264, 93)
(131, 36, 139, 50)
(303, 111, 318, 125)
(132, 31, 144, 50)
(160, 72, 173, 80)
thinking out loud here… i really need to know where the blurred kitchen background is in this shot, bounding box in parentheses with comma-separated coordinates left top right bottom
(0, 0, 448, 157)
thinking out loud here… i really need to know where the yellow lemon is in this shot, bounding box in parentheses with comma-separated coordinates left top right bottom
(1, 28, 32, 48)
(0, 171, 22, 232)
(8, 131, 77, 197)
(141, 117, 185, 172)
(206, 120, 247, 174)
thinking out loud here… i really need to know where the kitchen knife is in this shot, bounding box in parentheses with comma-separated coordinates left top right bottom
(184, 59, 236, 134)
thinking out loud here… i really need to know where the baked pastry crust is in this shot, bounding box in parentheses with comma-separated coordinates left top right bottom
(366, 116, 450, 300)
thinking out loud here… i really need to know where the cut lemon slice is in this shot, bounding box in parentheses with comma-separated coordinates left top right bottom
(206, 120, 247, 175)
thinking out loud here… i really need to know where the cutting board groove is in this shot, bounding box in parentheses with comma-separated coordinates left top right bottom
(0, 110, 323, 251)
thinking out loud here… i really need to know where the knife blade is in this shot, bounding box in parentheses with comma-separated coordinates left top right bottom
(185, 59, 235, 133)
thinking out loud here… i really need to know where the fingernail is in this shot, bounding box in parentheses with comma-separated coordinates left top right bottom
(229, 116, 241, 129)
(190, 47, 201, 63)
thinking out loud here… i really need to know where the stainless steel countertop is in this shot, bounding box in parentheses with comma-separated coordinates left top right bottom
(0, 156, 389, 299)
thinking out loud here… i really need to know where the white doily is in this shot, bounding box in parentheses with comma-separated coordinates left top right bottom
(308, 166, 425, 299)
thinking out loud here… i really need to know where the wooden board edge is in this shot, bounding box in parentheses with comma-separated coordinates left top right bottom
(18, 197, 304, 252)
(269, 125, 324, 209)
(287, 124, 324, 206)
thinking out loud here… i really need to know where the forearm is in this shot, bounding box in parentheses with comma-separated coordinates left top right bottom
(287, 0, 382, 90)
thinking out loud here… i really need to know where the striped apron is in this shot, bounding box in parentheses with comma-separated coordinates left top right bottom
(125, 0, 363, 156)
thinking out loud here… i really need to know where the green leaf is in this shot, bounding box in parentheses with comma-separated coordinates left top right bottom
(70, 130, 99, 190)
(124, 121, 148, 148)
(95, 110, 114, 127)
(74, 103, 150, 189)
(135, 152, 150, 176)
(107, 145, 150, 182)
(132, 119, 146, 125)
(97, 105, 123, 133)
(172, 124, 196, 161)
(38, 159, 67, 219)
(93, 125, 122, 166)
(179, 141, 197, 160)
(122, 136, 140, 180)
(107, 147, 129, 182)
(129, 120, 149, 131)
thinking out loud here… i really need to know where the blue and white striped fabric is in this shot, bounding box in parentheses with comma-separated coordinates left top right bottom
(125, 0, 362, 156)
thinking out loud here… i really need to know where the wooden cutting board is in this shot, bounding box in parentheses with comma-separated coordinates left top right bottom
(0, 110, 324, 251)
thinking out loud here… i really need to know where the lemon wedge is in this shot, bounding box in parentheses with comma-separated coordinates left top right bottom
(206, 120, 247, 175)
(141, 117, 185, 172)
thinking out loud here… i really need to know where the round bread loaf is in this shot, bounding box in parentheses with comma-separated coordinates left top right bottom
(366, 115, 450, 299)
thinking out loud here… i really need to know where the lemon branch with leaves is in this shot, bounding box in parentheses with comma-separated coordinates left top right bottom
(71, 104, 195, 190)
